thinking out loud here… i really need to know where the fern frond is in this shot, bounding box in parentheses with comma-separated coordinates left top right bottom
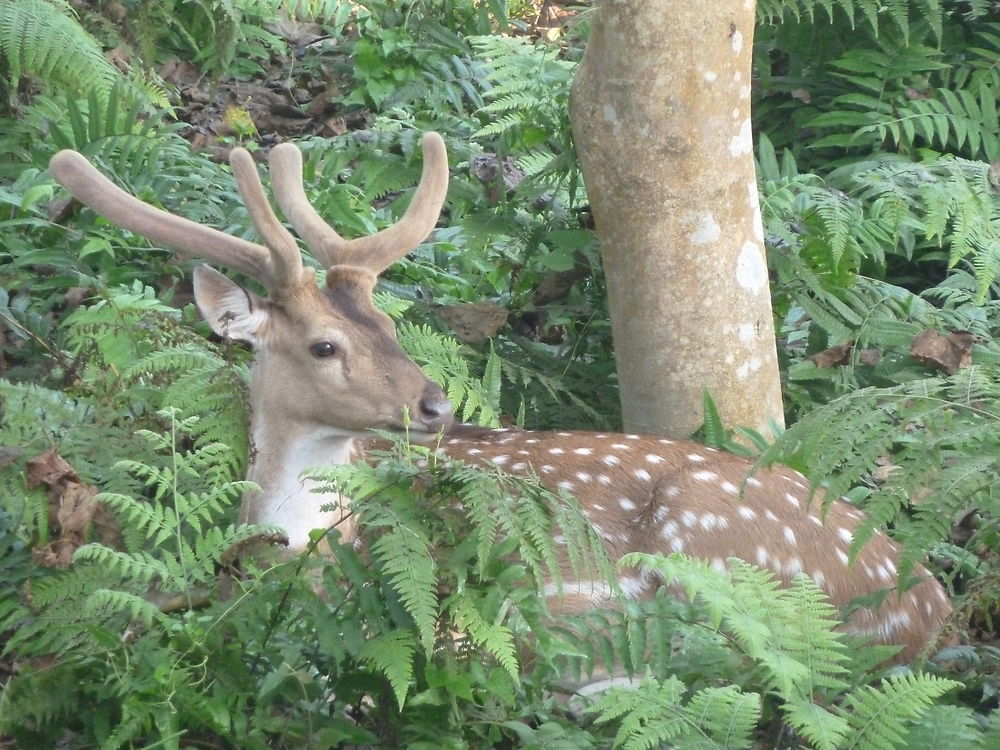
(898, 704, 988, 749)
(0, 0, 120, 96)
(358, 629, 417, 709)
(591, 676, 760, 750)
(620, 552, 853, 748)
(447, 593, 519, 679)
(839, 672, 962, 749)
(369, 524, 438, 653)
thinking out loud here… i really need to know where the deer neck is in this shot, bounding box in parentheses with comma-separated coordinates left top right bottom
(242, 404, 359, 552)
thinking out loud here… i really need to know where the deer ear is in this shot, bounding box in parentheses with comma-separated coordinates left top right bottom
(192, 265, 270, 345)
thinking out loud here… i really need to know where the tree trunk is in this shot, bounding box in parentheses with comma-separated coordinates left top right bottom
(570, 0, 784, 438)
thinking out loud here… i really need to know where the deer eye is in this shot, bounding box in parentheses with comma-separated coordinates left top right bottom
(309, 341, 339, 358)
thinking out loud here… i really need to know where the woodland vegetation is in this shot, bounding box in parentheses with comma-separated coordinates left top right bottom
(1, 0, 1000, 747)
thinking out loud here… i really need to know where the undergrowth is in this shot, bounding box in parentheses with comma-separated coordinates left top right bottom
(3, 0, 1000, 747)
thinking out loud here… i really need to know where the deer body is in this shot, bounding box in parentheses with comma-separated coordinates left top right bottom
(49, 134, 950, 664)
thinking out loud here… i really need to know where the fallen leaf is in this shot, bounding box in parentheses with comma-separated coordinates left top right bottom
(26, 448, 75, 489)
(26, 449, 118, 568)
(810, 341, 853, 368)
(438, 302, 509, 342)
(910, 329, 976, 374)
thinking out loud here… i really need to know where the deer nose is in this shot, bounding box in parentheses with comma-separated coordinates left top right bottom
(418, 385, 453, 430)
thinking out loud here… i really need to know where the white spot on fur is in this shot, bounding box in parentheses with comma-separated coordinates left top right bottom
(646, 454, 665, 464)
(635, 468, 652, 481)
(619, 497, 637, 511)
(603, 455, 621, 466)
(692, 470, 718, 482)
(618, 576, 646, 599)
(783, 527, 797, 546)
(574, 447, 593, 456)
(738, 506, 756, 520)
(544, 580, 613, 602)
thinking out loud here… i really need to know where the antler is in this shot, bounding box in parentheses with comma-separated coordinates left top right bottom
(268, 132, 449, 272)
(48, 149, 306, 294)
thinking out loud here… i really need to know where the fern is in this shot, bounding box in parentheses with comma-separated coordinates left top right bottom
(756, 0, 942, 39)
(1, 0, 120, 97)
(306, 434, 612, 700)
(469, 34, 578, 194)
(591, 676, 761, 750)
(358, 630, 417, 709)
(619, 553, 854, 748)
(762, 367, 1000, 592)
(897, 704, 988, 749)
(446, 592, 519, 679)
(839, 672, 961, 749)
(398, 322, 498, 424)
(369, 521, 439, 653)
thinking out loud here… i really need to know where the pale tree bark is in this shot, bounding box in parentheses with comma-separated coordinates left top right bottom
(570, 0, 784, 438)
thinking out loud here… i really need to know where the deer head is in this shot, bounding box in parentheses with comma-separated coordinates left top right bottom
(49, 136, 453, 440)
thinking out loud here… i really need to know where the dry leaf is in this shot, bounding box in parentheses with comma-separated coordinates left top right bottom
(26, 448, 75, 489)
(910, 329, 976, 374)
(810, 341, 853, 368)
(438, 302, 508, 342)
(26, 449, 118, 568)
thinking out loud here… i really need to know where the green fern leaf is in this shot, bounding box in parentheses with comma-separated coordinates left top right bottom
(370, 524, 438, 653)
(358, 630, 417, 709)
(839, 672, 962, 750)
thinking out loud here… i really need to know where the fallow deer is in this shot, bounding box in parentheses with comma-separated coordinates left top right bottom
(48, 134, 951, 664)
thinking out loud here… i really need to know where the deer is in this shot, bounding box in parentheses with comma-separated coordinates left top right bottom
(48, 133, 951, 670)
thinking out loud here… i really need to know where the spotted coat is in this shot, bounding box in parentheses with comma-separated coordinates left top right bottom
(438, 425, 950, 663)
